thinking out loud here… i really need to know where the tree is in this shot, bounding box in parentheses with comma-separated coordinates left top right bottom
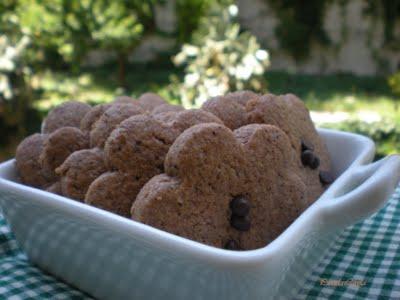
(0, 0, 37, 149)
(17, 0, 160, 87)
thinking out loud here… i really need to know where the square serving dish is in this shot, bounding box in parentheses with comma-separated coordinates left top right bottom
(1, 128, 400, 300)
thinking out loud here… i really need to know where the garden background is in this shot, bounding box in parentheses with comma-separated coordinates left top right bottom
(1, 0, 400, 160)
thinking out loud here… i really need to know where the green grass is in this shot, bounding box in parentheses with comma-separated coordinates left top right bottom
(32, 61, 180, 112)
(266, 72, 399, 120)
(1, 65, 399, 161)
(264, 72, 400, 158)
(34, 67, 399, 120)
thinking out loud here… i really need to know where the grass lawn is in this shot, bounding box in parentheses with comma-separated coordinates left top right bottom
(34, 66, 399, 119)
(32, 62, 177, 112)
(265, 72, 399, 120)
(1, 64, 399, 161)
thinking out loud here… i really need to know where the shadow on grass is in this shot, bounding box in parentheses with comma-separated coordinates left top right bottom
(80, 58, 183, 97)
(266, 71, 397, 107)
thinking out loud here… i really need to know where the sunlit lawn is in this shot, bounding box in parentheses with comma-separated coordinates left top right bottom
(34, 66, 399, 121)
(32, 62, 176, 112)
(1, 64, 398, 161)
(265, 72, 399, 121)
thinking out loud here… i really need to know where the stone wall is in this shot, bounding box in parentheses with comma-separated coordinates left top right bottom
(238, 0, 400, 75)
(86, 0, 400, 76)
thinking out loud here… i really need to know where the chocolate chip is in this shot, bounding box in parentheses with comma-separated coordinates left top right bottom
(224, 239, 241, 250)
(320, 170, 334, 185)
(309, 155, 320, 169)
(230, 196, 250, 217)
(301, 139, 314, 152)
(301, 150, 314, 167)
(230, 215, 251, 231)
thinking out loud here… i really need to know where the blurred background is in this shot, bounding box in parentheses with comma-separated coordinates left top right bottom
(1, 0, 399, 160)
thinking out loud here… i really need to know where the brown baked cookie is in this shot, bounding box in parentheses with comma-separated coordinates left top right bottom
(88, 109, 223, 217)
(42, 101, 91, 134)
(151, 103, 184, 115)
(80, 103, 112, 133)
(163, 109, 224, 133)
(132, 123, 306, 250)
(15, 133, 55, 188)
(105, 109, 223, 173)
(90, 103, 144, 148)
(46, 181, 62, 195)
(246, 93, 331, 204)
(152, 111, 179, 124)
(202, 91, 260, 129)
(137, 93, 167, 111)
(233, 124, 307, 244)
(104, 114, 178, 175)
(56, 148, 107, 201)
(85, 172, 152, 217)
(225, 90, 260, 106)
(40, 127, 89, 178)
(113, 95, 136, 104)
(202, 95, 248, 130)
(203, 92, 331, 204)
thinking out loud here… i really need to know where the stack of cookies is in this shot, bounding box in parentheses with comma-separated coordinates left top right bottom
(15, 91, 333, 250)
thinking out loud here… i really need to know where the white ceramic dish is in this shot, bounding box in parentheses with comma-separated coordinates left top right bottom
(1, 129, 400, 300)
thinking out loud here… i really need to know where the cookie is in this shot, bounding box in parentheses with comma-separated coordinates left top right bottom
(137, 93, 167, 111)
(132, 123, 306, 250)
(104, 114, 178, 175)
(203, 92, 331, 204)
(224, 90, 260, 106)
(39, 127, 89, 178)
(202, 91, 260, 129)
(113, 95, 136, 104)
(245, 93, 331, 204)
(56, 148, 107, 201)
(15, 133, 55, 188)
(105, 109, 223, 173)
(233, 124, 308, 243)
(42, 101, 91, 134)
(87, 109, 223, 217)
(85, 172, 152, 217)
(152, 103, 184, 115)
(80, 103, 112, 133)
(152, 111, 179, 124)
(202, 96, 247, 130)
(163, 109, 223, 133)
(46, 181, 62, 195)
(90, 103, 144, 148)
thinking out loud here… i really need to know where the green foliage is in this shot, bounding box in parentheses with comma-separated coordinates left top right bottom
(175, 0, 211, 43)
(0, 3, 36, 138)
(17, 0, 157, 62)
(0, 35, 30, 100)
(0, 9, 42, 156)
(15, 0, 160, 86)
(267, 0, 330, 60)
(388, 72, 400, 98)
(364, 0, 400, 49)
(175, 0, 232, 43)
(172, 4, 270, 107)
(322, 119, 400, 159)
